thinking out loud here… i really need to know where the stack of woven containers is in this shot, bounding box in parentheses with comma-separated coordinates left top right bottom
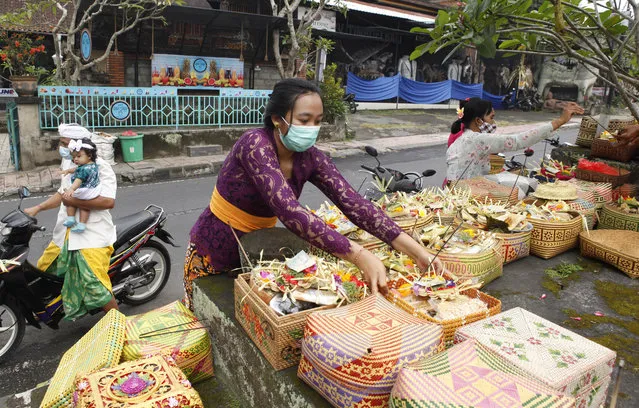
(298, 294, 444, 407)
(42, 302, 213, 407)
(457, 177, 519, 206)
(388, 307, 617, 408)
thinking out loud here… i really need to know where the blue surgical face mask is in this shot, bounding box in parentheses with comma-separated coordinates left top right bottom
(279, 118, 320, 152)
(59, 146, 72, 159)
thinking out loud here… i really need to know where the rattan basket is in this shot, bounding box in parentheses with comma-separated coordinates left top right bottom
(575, 167, 630, 188)
(234, 273, 335, 370)
(580, 230, 639, 278)
(457, 177, 519, 206)
(597, 204, 639, 232)
(424, 239, 504, 287)
(528, 211, 584, 259)
(386, 283, 501, 347)
(576, 116, 598, 147)
(495, 229, 532, 265)
(591, 138, 638, 162)
(568, 179, 612, 209)
(608, 116, 637, 133)
(566, 198, 598, 229)
(489, 154, 505, 174)
(611, 184, 638, 201)
(393, 213, 434, 234)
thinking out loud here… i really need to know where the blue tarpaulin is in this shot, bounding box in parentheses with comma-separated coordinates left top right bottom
(398, 77, 451, 104)
(346, 72, 399, 101)
(345, 72, 506, 106)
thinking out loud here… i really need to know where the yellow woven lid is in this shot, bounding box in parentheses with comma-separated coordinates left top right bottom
(533, 181, 578, 201)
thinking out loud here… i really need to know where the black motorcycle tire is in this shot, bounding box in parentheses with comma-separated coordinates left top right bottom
(0, 298, 26, 363)
(349, 103, 357, 114)
(122, 240, 171, 306)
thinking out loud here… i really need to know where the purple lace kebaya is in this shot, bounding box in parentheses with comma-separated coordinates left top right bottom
(189, 127, 402, 272)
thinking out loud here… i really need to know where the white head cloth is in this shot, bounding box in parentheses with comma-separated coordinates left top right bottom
(58, 123, 92, 140)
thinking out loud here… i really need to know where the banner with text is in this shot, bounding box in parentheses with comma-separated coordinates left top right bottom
(152, 54, 244, 88)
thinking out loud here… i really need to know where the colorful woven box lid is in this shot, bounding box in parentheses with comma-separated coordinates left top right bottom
(455, 308, 616, 393)
(568, 180, 612, 203)
(74, 354, 203, 408)
(299, 294, 443, 403)
(457, 177, 518, 204)
(123, 301, 213, 383)
(41, 309, 126, 408)
(390, 339, 576, 408)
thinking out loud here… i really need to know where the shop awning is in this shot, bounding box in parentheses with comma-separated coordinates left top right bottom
(325, 0, 435, 24)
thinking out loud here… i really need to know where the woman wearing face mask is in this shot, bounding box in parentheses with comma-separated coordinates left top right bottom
(446, 97, 583, 182)
(183, 78, 442, 308)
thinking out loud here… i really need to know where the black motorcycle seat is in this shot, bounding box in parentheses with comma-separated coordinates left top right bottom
(114, 208, 160, 249)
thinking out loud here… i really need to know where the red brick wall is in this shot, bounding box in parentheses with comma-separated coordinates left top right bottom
(107, 52, 125, 86)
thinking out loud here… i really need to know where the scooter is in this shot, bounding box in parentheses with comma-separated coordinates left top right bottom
(0, 187, 177, 362)
(344, 93, 358, 114)
(360, 146, 436, 200)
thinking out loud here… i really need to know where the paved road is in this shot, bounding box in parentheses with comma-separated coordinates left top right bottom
(2, 128, 637, 407)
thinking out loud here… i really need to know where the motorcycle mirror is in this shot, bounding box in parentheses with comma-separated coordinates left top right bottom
(18, 186, 30, 199)
(422, 169, 437, 177)
(365, 146, 378, 157)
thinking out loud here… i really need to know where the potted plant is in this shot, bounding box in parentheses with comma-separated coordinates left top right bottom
(0, 32, 49, 96)
(119, 130, 144, 163)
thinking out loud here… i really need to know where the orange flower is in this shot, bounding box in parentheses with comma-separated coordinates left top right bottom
(39, 44, 45, 51)
(14, 41, 20, 47)
(16, 53, 22, 59)
(29, 48, 36, 55)
(0, 54, 6, 61)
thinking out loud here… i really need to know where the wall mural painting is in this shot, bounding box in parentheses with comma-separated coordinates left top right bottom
(151, 54, 244, 88)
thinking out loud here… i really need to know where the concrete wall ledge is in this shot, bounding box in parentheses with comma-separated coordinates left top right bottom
(192, 276, 331, 408)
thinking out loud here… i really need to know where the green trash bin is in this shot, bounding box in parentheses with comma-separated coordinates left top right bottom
(120, 134, 144, 163)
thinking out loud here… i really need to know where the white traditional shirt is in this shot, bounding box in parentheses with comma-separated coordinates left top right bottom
(52, 157, 117, 251)
(446, 123, 554, 181)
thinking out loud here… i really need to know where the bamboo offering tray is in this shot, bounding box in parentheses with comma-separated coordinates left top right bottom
(580, 230, 639, 278)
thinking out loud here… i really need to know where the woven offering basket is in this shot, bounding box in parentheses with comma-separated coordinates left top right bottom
(457, 177, 519, 206)
(612, 184, 638, 201)
(460, 222, 532, 265)
(489, 154, 505, 174)
(528, 211, 584, 259)
(234, 273, 335, 371)
(569, 179, 612, 208)
(608, 116, 636, 132)
(494, 228, 532, 264)
(386, 277, 501, 347)
(430, 211, 456, 226)
(393, 213, 434, 233)
(423, 239, 504, 287)
(597, 204, 639, 232)
(565, 198, 598, 229)
(576, 116, 598, 147)
(591, 138, 638, 162)
(580, 230, 639, 278)
(41, 310, 126, 408)
(575, 167, 630, 188)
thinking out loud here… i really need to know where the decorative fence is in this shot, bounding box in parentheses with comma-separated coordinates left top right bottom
(345, 73, 506, 109)
(38, 86, 272, 130)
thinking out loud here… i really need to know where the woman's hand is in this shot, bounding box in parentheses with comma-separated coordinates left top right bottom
(355, 249, 388, 296)
(617, 124, 639, 147)
(552, 102, 584, 130)
(23, 205, 40, 218)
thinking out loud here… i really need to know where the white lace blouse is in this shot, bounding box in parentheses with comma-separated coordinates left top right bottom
(446, 123, 554, 181)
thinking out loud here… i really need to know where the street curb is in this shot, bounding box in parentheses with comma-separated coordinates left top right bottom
(0, 120, 580, 198)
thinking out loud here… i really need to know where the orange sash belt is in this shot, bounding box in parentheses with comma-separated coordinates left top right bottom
(209, 187, 277, 233)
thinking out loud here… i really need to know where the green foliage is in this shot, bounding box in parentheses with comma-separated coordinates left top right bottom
(545, 262, 584, 280)
(319, 63, 346, 124)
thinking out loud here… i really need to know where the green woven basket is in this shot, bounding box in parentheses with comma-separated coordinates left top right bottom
(597, 204, 639, 232)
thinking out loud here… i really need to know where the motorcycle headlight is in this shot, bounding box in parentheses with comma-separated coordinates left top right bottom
(1, 226, 11, 236)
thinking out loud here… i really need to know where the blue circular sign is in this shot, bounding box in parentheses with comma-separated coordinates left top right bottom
(110, 100, 131, 121)
(193, 58, 207, 73)
(80, 29, 92, 62)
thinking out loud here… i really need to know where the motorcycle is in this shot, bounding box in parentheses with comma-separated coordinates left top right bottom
(0, 187, 177, 362)
(359, 146, 436, 200)
(502, 88, 543, 112)
(344, 93, 358, 114)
